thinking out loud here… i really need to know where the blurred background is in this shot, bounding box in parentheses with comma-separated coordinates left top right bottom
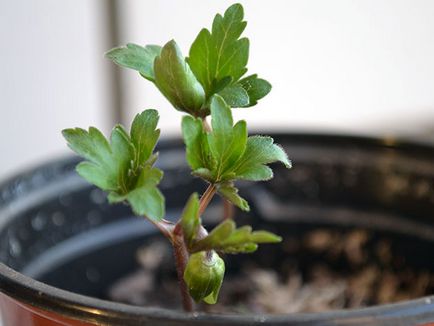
(1, 0, 434, 181)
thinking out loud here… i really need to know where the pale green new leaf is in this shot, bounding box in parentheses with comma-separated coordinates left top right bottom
(154, 40, 206, 116)
(191, 220, 281, 254)
(217, 182, 249, 211)
(191, 219, 235, 252)
(180, 193, 200, 247)
(105, 43, 162, 81)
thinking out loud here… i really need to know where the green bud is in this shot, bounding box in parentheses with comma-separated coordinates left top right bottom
(183, 251, 225, 304)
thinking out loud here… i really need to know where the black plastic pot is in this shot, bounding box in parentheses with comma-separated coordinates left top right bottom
(1, 134, 434, 326)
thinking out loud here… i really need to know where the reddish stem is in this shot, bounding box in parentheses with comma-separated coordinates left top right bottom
(173, 224, 195, 312)
(162, 184, 217, 312)
(199, 184, 217, 216)
(150, 219, 175, 242)
(222, 199, 234, 220)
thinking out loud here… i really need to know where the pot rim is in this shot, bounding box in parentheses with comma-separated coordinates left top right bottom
(1, 132, 434, 325)
(1, 261, 434, 325)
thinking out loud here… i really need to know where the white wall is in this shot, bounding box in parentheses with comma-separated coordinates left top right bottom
(0, 0, 112, 180)
(116, 0, 434, 138)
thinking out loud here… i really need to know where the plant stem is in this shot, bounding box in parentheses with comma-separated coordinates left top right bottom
(199, 184, 217, 216)
(173, 223, 194, 312)
(223, 199, 234, 220)
(150, 219, 175, 242)
(169, 184, 217, 312)
(150, 219, 193, 311)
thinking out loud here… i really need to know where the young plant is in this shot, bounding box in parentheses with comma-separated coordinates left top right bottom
(62, 3, 291, 312)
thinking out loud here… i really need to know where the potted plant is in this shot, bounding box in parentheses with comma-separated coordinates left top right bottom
(1, 3, 434, 326)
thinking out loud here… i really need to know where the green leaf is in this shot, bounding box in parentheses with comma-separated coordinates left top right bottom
(107, 165, 164, 219)
(211, 4, 249, 82)
(188, 4, 249, 97)
(135, 164, 163, 188)
(236, 165, 273, 181)
(191, 220, 281, 254)
(62, 109, 165, 221)
(154, 40, 206, 116)
(233, 136, 291, 181)
(217, 182, 249, 211)
(192, 220, 235, 253)
(75, 161, 111, 191)
(182, 94, 290, 184)
(218, 83, 249, 107)
(187, 29, 215, 97)
(207, 95, 247, 181)
(180, 193, 200, 247)
(130, 109, 160, 167)
(181, 116, 214, 171)
(126, 185, 165, 220)
(182, 95, 248, 182)
(210, 76, 232, 95)
(238, 74, 272, 107)
(208, 95, 234, 160)
(223, 120, 247, 172)
(105, 43, 161, 81)
(63, 126, 134, 193)
(181, 96, 290, 217)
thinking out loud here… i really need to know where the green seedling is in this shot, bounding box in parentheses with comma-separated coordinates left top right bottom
(63, 3, 291, 312)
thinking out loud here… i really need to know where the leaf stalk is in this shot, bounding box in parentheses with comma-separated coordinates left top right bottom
(199, 184, 217, 216)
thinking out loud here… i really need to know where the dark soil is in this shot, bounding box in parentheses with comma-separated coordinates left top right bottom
(108, 228, 434, 313)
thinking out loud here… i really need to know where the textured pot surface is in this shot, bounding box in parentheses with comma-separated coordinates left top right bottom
(1, 134, 434, 326)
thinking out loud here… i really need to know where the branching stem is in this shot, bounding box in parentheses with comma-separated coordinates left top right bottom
(169, 184, 217, 312)
(170, 183, 217, 312)
(150, 219, 175, 242)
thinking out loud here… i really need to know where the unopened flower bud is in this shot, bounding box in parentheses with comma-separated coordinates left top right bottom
(183, 251, 225, 304)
